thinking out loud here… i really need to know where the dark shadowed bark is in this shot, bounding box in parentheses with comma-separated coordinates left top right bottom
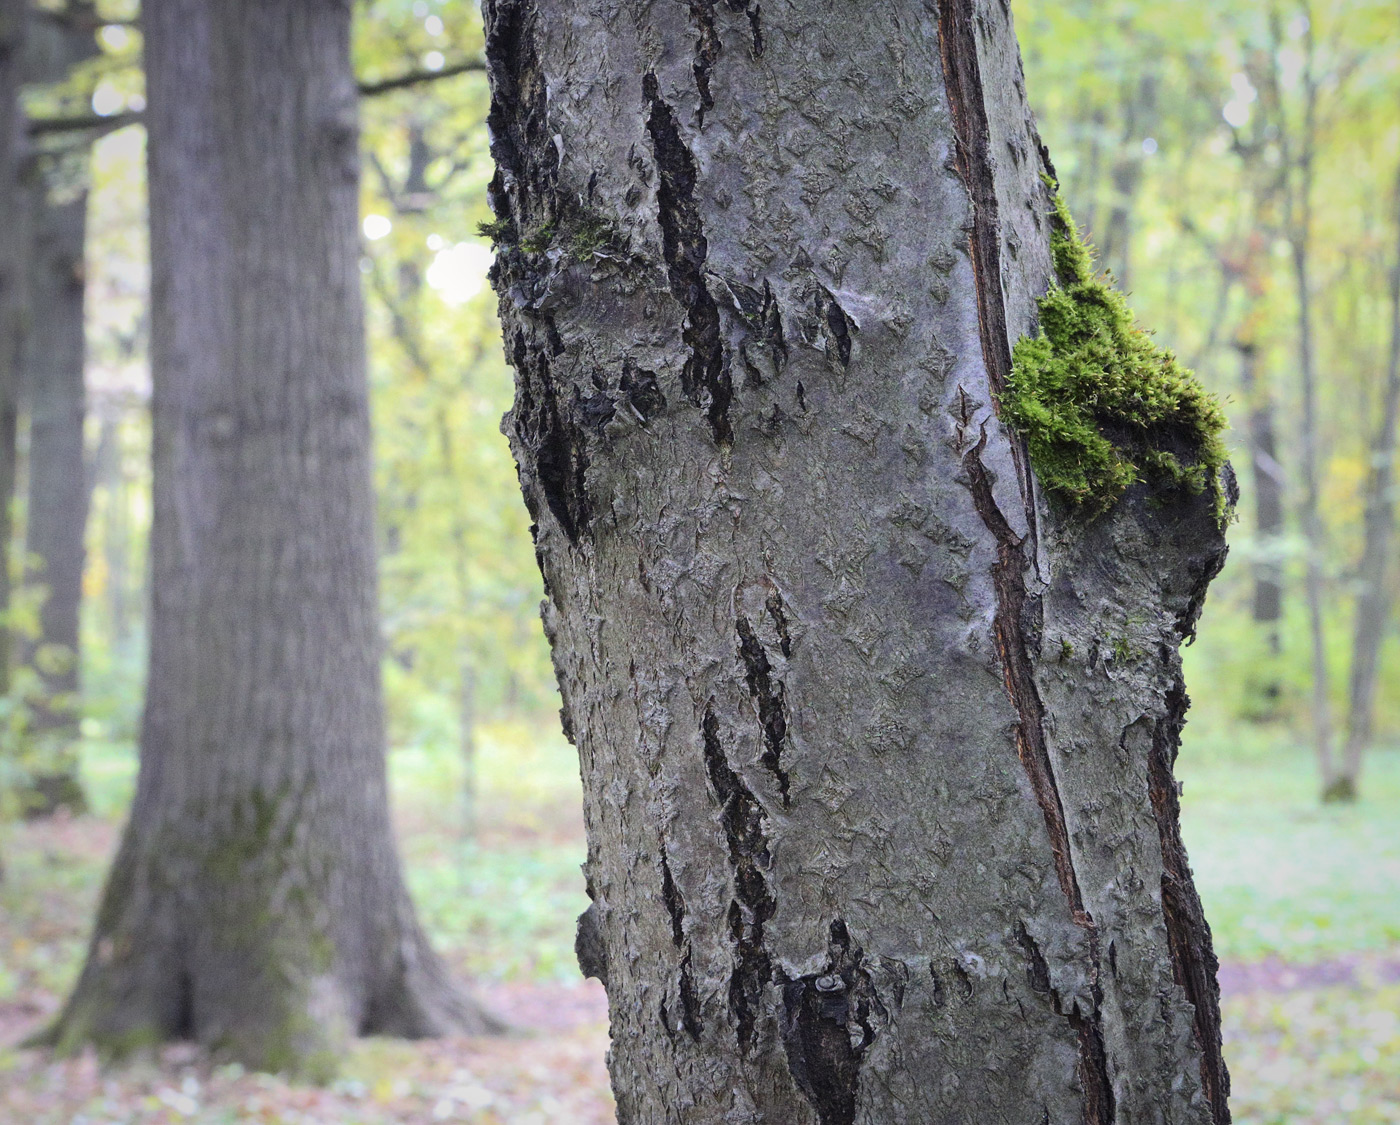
(18, 165, 90, 816)
(1340, 169, 1400, 797)
(42, 0, 496, 1072)
(484, 1, 1230, 1121)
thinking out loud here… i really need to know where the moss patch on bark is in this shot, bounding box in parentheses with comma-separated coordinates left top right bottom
(1001, 182, 1228, 521)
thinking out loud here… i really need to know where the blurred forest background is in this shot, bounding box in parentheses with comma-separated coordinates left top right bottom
(0, 0, 1397, 1122)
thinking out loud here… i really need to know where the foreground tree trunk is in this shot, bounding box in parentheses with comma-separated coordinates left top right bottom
(19, 170, 90, 817)
(485, 1, 1231, 1121)
(43, 0, 495, 1072)
(1340, 169, 1400, 797)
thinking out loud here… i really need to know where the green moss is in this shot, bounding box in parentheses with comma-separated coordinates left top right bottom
(1000, 180, 1229, 522)
(476, 218, 513, 243)
(520, 220, 556, 255)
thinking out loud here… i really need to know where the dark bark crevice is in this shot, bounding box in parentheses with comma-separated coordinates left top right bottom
(1148, 683, 1231, 1125)
(779, 920, 878, 1125)
(510, 328, 593, 546)
(736, 614, 791, 807)
(962, 424, 1114, 1125)
(483, 0, 559, 236)
(701, 704, 775, 1050)
(643, 73, 732, 445)
(686, 0, 721, 126)
(940, 5, 1116, 1117)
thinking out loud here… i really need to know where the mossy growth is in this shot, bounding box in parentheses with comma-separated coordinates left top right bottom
(1000, 179, 1229, 522)
(478, 208, 628, 263)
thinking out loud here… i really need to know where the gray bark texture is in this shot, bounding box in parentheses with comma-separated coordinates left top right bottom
(484, 1, 1232, 1122)
(43, 0, 496, 1072)
(18, 164, 90, 817)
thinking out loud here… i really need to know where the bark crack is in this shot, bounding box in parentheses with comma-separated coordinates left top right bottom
(939, 4, 1113, 1118)
(779, 920, 878, 1125)
(510, 328, 592, 545)
(701, 704, 775, 1050)
(736, 614, 791, 806)
(660, 842, 703, 1039)
(962, 426, 1115, 1125)
(1149, 683, 1232, 1124)
(643, 73, 733, 444)
(686, 1, 721, 126)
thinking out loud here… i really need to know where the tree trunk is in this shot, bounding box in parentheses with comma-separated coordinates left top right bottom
(1235, 335, 1285, 710)
(92, 414, 132, 648)
(42, 0, 496, 1072)
(0, 0, 27, 698)
(1339, 169, 1400, 797)
(1284, 20, 1338, 800)
(18, 169, 90, 818)
(484, 2, 1231, 1121)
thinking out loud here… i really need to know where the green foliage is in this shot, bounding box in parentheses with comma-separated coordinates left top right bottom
(1001, 184, 1229, 519)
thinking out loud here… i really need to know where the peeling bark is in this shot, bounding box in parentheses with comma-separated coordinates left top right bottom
(486, 1, 1230, 1119)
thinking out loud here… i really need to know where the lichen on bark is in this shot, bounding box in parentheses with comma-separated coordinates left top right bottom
(1001, 182, 1229, 519)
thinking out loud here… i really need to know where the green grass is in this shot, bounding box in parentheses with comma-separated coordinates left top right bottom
(3, 709, 1397, 1122)
(1178, 721, 1400, 962)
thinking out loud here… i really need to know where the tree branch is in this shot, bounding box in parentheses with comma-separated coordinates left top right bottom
(356, 59, 485, 98)
(27, 58, 488, 135)
(28, 110, 141, 137)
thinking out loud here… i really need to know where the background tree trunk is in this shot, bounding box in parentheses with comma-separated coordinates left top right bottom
(485, 1, 1230, 1121)
(1279, 14, 1339, 799)
(0, 0, 28, 699)
(1235, 332, 1285, 710)
(1340, 167, 1400, 796)
(43, 0, 495, 1072)
(18, 167, 90, 817)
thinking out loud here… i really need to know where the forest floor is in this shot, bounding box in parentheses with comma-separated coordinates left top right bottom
(0, 721, 1397, 1124)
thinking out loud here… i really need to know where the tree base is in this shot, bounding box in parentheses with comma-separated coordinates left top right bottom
(20, 771, 88, 819)
(1321, 776, 1358, 803)
(33, 934, 504, 1077)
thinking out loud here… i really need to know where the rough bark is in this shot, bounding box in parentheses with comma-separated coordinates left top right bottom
(43, 0, 496, 1072)
(1339, 169, 1400, 797)
(485, 1, 1231, 1121)
(18, 167, 90, 817)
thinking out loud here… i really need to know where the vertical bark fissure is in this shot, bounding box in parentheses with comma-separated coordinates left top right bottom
(700, 703, 774, 1051)
(686, 0, 721, 127)
(939, 7, 1112, 1119)
(961, 430, 1115, 1125)
(659, 842, 702, 1039)
(642, 74, 732, 445)
(1148, 684, 1232, 1125)
(937, 0, 1039, 552)
(779, 920, 878, 1125)
(736, 614, 791, 806)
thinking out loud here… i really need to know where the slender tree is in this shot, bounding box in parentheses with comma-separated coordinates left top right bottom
(0, 0, 26, 700)
(1270, 6, 1339, 797)
(42, 0, 495, 1072)
(1340, 167, 1400, 797)
(485, 1, 1231, 1120)
(13, 0, 103, 817)
(18, 162, 89, 816)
